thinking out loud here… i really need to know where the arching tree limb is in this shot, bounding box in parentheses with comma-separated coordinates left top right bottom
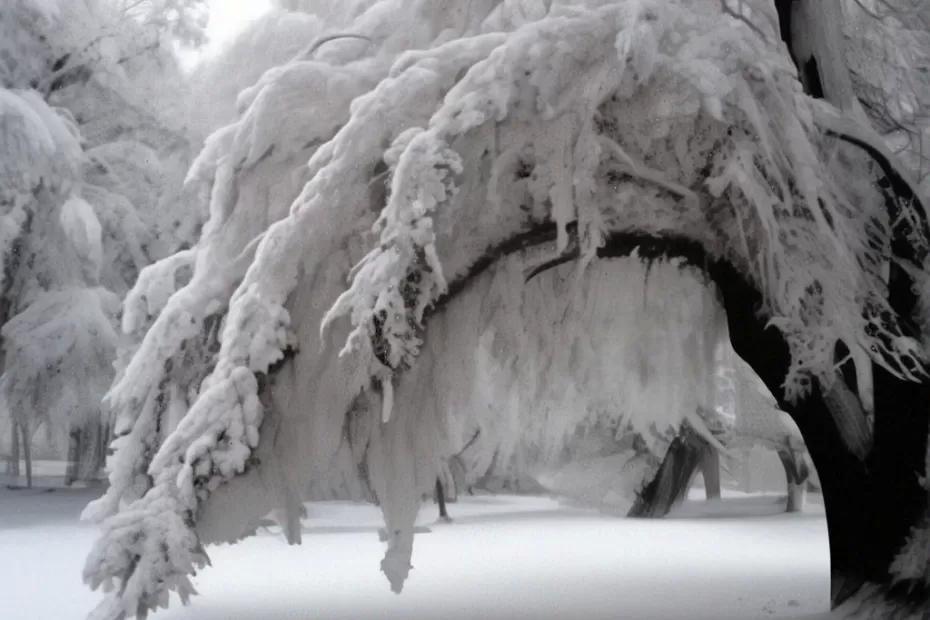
(431, 222, 929, 609)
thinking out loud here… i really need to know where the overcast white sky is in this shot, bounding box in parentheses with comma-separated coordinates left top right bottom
(181, 0, 272, 69)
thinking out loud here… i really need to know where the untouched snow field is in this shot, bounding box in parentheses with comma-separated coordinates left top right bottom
(0, 486, 830, 620)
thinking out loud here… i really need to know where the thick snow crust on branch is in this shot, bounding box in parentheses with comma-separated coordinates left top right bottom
(0, 89, 81, 269)
(84, 0, 930, 616)
(325, 0, 920, 398)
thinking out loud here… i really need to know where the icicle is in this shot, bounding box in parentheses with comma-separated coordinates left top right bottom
(381, 377, 394, 423)
(367, 387, 425, 594)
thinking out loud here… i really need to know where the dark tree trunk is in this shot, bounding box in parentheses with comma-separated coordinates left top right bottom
(435, 478, 450, 521)
(769, 0, 930, 605)
(9, 421, 20, 478)
(20, 422, 32, 489)
(432, 217, 929, 609)
(77, 420, 107, 483)
(589, 231, 930, 609)
(628, 427, 708, 518)
(700, 448, 722, 501)
(710, 246, 930, 609)
(65, 428, 81, 486)
(775, 448, 808, 513)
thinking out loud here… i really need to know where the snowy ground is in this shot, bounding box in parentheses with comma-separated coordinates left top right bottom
(0, 485, 831, 620)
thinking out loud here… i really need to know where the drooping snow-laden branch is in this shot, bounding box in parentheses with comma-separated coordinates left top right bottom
(84, 0, 930, 617)
(83, 11, 511, 616)
(327, 1, 917, 399)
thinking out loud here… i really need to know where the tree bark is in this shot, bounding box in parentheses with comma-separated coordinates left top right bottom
(431, 221, 929, 609)
(785, 1, 859, 112)
(9, 421, 20, 478)
(435, 478, 450, 521)
(592, 231, 929, 608)
(78, 420, 107, 483)
(775, 448, 807, 513)
(628, 427, 707, 518)
(19, 422, 31, 489)
(770, 2, 930, 607)
(784, 479, 804, 514)
(65, 428, 81, 486)
(710, 242, 930, 609)
(700, 448, 721, 501)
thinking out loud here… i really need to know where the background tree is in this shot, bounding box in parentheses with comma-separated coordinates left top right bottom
(843, 0, 930, 191)
(0, 0, 205, 486)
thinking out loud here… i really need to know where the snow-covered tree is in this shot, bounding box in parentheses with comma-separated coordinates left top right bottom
(0, 0, 204, 486)
(186, 7, 324, 137)
(842, 0, 930, 195)
(115, 0, 208, 48)
(83, 0, 930, 617)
